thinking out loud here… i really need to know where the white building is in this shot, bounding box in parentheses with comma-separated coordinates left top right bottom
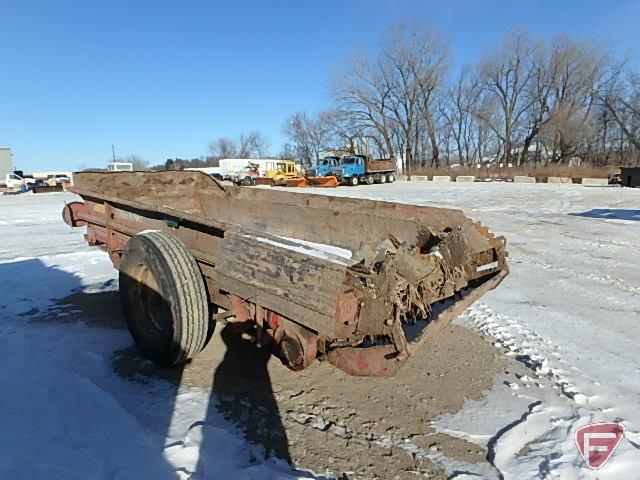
(108, 162, 133, 172)
(0, 147, 14, 178)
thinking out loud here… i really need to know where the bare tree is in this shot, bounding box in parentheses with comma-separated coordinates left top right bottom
(278, 143, 298, 160)
(118, 154, 149, 171)
(292, 21, 640, 169)
(332, 20, 449, 173)
(332, 50, 398, 160)
(239, 130, 271, 158)
(395, 21, 449, 167)
(477, 30, 540, 164)
(321, 109, 370, 155)
(283, 112, 329, 166)
(525, 36, 604, 164)
(598, 61, 640, 156)
(208, 137, 238, 158)
(440, 66, 487, 165)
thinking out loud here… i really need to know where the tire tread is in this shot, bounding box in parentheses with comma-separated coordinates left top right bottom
(122, 231, 209, 365)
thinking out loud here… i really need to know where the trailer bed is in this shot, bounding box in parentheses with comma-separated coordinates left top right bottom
(64, 171, 508, 376)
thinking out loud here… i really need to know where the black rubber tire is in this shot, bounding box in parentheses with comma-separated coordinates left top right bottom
(365, 175, 374, 185)
(242, 176, 253, 186)
(378, 174, 386, 184)
(387, 173, 395, 183)
(349, 176, 359, 186)
(119, 230, 210, 367)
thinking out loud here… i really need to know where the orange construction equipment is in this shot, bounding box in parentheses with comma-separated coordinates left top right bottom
(278, 175, 339, 188)
(283, 177, 310, 187)
(254, 177, 276, 186)
(307, 175, 339, 188)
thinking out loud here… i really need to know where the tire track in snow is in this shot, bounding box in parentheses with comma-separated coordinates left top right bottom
(467, 304, 594, 407)
(463, 303, 640, 462)
(520, 259, 640, 297)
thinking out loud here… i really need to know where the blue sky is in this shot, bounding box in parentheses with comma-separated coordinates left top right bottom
(2, 0, 639, 171)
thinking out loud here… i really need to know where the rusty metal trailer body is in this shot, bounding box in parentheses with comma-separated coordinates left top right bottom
(63, 171, 508, 376)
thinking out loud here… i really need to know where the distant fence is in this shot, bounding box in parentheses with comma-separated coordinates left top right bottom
(396, 174, 613, 185)
(402, 164, 617, 182)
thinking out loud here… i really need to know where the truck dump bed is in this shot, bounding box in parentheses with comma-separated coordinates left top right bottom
(64, 171, 508, 376)
(365, 159, 396, 173)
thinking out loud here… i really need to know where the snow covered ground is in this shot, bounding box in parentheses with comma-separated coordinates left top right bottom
(0, 193, 308, 480)
(1, 183, 639, 479)
(289, 182, 640, 478)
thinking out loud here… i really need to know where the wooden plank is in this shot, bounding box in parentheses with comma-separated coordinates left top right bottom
(215, 229, 349, 318)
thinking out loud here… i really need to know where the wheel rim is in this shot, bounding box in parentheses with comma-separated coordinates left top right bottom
(131, 263, 173, 341)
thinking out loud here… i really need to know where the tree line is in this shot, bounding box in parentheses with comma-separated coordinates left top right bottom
(120, 131, 272, 171)
(124, 20, 640, 172)
(282, 21, 640, 171)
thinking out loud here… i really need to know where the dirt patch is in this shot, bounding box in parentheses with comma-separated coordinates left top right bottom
(31, 287, 502, 477)
(113, 322, 503, 478)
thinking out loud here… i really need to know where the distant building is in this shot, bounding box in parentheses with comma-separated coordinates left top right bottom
(0, 147, 14, 178)
(108, 162, 133, 172)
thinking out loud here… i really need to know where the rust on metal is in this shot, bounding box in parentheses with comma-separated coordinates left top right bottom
(365, 159, 396, 173)
(66, 171, 509, 376)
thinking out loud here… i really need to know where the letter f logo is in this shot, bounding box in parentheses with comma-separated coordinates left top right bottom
(575, 423, 625, 469)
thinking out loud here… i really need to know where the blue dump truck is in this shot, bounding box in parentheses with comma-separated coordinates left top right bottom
(332, 155, 396, 186)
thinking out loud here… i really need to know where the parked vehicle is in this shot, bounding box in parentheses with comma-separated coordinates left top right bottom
(233, 161, 295, 186)
(307, 157, 340, 177)
(333, 155, 396, 186)
(219, 159, 278, 181)
(31, 178, 64, 193)
(48, 174, 72, 184)
(2, 172, 26, 189)
(234, 163, 260, 186)
(21, 175, 38, 186)
(62, 171, 509, 377)
(255, 160, 300, 186)
(608, 171, 622, 185)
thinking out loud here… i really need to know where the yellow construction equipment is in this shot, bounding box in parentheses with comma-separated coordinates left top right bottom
(254, 160, 300, 186)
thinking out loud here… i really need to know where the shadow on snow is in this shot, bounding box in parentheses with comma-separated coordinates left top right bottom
(0, 258, 310, 479)
(569, 208, 640, 222)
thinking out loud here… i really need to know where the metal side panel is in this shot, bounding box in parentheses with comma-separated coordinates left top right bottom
(215, 228, 351, 321)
